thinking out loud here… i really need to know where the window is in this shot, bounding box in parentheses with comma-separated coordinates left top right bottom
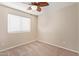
(8, 14, 31, 33)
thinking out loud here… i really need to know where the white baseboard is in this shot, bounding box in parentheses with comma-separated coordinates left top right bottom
(0, 40, 36, 52)
(0, 39, 79, 54)
(38, 40, 79, 54)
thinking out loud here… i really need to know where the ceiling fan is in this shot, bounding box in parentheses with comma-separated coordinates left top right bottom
(28, 2, 49, 12)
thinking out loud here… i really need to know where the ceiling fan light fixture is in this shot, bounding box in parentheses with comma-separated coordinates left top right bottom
(27, 2, 49, 12)
(37, 6, 41, 12)
(31, 5, 37, 10)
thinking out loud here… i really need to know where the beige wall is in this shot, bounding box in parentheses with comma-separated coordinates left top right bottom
(77, 4, 79, 52)
(0, 5, 38, 50)
(38, 3, 79, 52)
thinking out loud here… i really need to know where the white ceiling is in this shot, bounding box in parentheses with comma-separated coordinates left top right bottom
(0, 2, 42, 15)
(0, 2, 76, 16)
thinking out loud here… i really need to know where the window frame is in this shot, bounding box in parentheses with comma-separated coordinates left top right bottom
(7, 14, 31, 33)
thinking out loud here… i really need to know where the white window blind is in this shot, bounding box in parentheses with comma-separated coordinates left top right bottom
(8, 14, 31, 33)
